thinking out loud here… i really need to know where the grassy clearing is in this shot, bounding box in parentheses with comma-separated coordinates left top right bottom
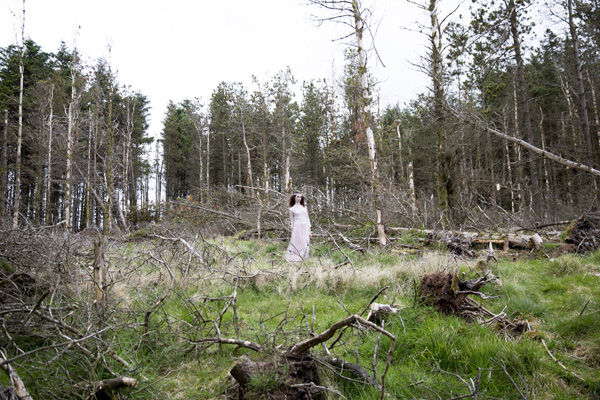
(3, 233, 600, 399)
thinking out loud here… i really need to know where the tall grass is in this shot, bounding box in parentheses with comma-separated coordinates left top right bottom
(5, 238, 599, 399)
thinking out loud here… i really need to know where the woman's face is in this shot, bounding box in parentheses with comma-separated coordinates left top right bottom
(294, 194, 303, 204)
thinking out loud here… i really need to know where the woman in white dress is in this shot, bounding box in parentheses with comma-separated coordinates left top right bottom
(285, 192, 312, 262)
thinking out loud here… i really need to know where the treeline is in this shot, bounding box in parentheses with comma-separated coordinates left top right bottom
(161, 0, 600, 229)
(0, 40, 153, 232)
(1, 0, 599, 234)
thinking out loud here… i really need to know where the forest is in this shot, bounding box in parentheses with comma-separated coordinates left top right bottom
(0, 0, 599, 234)
(1, 0, 600, 399)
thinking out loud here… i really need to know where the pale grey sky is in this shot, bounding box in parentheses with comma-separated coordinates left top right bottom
(1, 0, 452, 137)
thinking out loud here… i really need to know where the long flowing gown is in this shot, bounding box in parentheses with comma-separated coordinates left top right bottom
(285, 204, 311, 262)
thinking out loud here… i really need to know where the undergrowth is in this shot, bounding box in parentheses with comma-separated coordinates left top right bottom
(2, 234, 599, 399)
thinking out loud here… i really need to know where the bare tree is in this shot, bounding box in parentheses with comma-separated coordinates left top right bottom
(64, 41, 80, 231)
(44, 85, 54, 225)
(12, 0, 25, 228)
(507, 0, 541, 209)
(454, 107, 600, 177)
(1, 110, 7, 217)
(307, 0, 387, 246)
(566, 0, 595, 189)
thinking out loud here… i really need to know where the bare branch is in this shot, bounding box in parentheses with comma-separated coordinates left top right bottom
(451, 106, 600, 177)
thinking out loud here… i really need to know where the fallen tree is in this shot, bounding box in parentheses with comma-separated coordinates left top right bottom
(229, 314, 396, 400)
(388, 227, 543, 254)
(449, 106, 600, 177)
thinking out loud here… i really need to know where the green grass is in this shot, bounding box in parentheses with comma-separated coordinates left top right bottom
(5, 238, 600, 399)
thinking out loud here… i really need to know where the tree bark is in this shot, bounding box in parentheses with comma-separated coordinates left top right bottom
(353, 0, 387, 246)
(45, 86, 54, 225)
(0, 349, 33, 400)
(1, 110, 8, 217)
(65, 45, 78, 231)
(104, 60, 115, 235)
(239, 105, 254, 197)
(85, 110, 93, 228)
(93, 237, 106, 305)
(508, 0, 540, 209)
(430, 0, 452, 221)
(586, 70, 600, 166)
(12, 1, 25, 228)
(568, 0, 593, 170)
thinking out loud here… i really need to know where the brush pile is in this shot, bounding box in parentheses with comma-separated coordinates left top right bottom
(564, 210, 600, 253)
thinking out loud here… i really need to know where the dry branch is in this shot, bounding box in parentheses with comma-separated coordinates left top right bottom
(0, 349, 33, 400)
(541, 339, 585, 382)
(451, 107, 600, 176)
(324, 356, 380, 387)
(192, 337, 262, 352)
(144, 252, 175, 333)
(92, 238, 106, 305)
(92, 376, 138, 396)
(288, 314, 395, 400)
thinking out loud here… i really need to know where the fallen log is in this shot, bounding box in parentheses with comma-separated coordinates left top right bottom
(388, 227, 543, 252)
(192, 337, 262, 352)
(90, 377, 137, 400)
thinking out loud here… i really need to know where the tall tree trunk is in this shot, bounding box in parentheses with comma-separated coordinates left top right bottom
(33, 126, 44, 224)
(560, 116, 575, 204)
(155, 141, 163, 219)
(568, 0, 593, 169)
(508, 0, 540, 210)
(430, 0, 453, 223)
(396, 120, 405, 184)
(104, 73, 114, 235)
(123, 96, 136, 223)
(353, 1, 387, 246)
(65, 47, 78, 231)
(205, 127, 210, 195)
(45, 86, 54, 225)
(191, 104, 204, 201)
(85, 112, 93, 228)
(586, 70, 600, 165)
(283, 124, 291, 192)
(1, 110, 8, 217)
(240, 110, 253, 197)
(539, 107, 551, 215)
(12, 1, 25, 228)
(407, 140, 417, 213)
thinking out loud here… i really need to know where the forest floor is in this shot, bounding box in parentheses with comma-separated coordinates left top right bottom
(1, 225, 600, 399)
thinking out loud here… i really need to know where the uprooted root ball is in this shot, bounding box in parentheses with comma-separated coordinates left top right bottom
(419, 271, 466, 317)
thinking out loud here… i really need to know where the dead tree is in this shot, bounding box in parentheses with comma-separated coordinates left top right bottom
(307, 0, 387, 246)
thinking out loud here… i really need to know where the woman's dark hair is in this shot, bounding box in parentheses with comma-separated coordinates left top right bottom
(288, 193, 305, 207)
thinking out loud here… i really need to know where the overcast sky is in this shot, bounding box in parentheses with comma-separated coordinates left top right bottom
(1, 0, 458, 138)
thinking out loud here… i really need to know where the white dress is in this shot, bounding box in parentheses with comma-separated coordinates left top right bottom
(285, 204, 311, 262)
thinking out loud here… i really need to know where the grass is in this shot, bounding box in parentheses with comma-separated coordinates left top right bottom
(3, 235, 600, 399)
